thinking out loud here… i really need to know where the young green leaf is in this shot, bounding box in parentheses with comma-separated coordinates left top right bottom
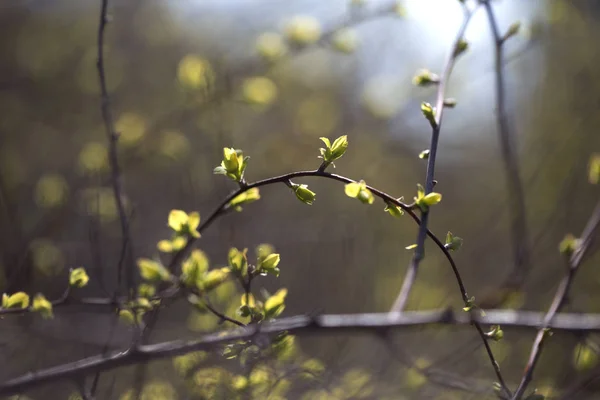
(69, 268, 89, 288)
(445, 231, 463, 251)
(344, 180, 374, 205)
(384, 199, 404, 218)
(228, 248, 248, 276)
(420, 102, 437, 128)
(412, 69, 439, 87)
(291, 183, 316, 205)
(2, 292, 30, 309)
(137, 258, 171, 282)
(453, 39, 469, 57)
(200, 267, 231, 292)
(32, 294, 53, 319)
(264, 288, 288, 319)
(229, 188, 261, 211)
(559, 234, 579, 256)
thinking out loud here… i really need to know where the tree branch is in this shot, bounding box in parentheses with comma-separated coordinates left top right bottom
(512, 200, 600, 399)
(4, 308, 600, 396)
(391, 2, 476, 312)
(96, 0, 135, 298)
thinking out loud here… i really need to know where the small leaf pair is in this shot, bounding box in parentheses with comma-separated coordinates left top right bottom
(214, 147, 249, 182)
(414, 184, 442, 212)
(319, 135, 348, 167)
(345, 180, 374, 205)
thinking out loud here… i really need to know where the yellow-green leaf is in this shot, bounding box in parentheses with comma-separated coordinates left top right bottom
(292, 184, 316, 205)
(260, 253, 281, 270)
(137, 258, 171, 282)
(264, 288, 287, 318)
(69, 267, 89, 288)
(229, 188, 261, 211)
(2, 292, 30, 309)
(168, 209, 188, 231)
(32, 293, 53, 319)
(200, 267, 231, 292)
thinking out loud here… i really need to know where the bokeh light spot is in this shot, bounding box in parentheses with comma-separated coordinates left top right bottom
(296, 95, 340, 136)
(30, 239, 64, 276)
(115, 112, 147, 146)
(35, 173, 68, 208)
(242, 76, 278, 107)
(177, 55, 215, 91)
(78, 142, 108, 173)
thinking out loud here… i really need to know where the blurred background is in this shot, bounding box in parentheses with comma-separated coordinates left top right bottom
(1, 0, 600, 398)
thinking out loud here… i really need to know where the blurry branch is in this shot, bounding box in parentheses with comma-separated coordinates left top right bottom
(391, 0, 476, 313)
(512, 200, 600, 399)
(4, 308, 600, 396)
(480, 0, 531, 308)
(97, 0, 135, 298)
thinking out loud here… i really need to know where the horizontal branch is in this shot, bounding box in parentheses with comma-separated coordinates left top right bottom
(2, 308, 600, 396)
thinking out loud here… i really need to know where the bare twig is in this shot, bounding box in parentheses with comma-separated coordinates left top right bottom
(512, 200, 600, 399)
(4, 308, 600, 396)
(482, 0, 531, 302)
(96, 0, 135, 299)
(391, 2, 476, 312)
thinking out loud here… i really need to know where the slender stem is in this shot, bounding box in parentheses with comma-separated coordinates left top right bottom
(97, 0, 135, 298)
(391, 4, 476, 313)
(483, 0, 531, 297)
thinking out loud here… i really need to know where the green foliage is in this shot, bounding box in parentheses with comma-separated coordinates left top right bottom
(69, 267, 89, 288)
(199, 267, 231, 292)
(214, 147, 249, 182)
(264, 288, 287, 319)
(181, 250, 210, 287)
(414, 184, 442, 211)
(384, 199, 404, 218)
(32, 294, 53, 319)
(453, 39, 469, 57)
(157, 209, 201, 252)
(168, 209, 201, 238)
(291, 183, 316, 205)
(137, 258, 171, 282)
(319, 135, 348, 167)
(420, 102, 436, 128)
(412, 69, 439, 87)
(445, 231, 463, 251)
(558, 233, 579, 256)
(344, 180, 374, 205)
(2, 292, 30, 309)
(486, 325, 504, 342)
(229, 188, 261, 211)
(228, 247, 248, 276)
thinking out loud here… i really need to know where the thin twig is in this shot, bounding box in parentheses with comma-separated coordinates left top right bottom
(96, 0, 135, 299)
(511, 200, 600, 399)
(482, 0, 531, 300)
(391, 3, 476, 313)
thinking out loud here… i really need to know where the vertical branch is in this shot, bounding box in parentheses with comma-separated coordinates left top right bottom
(482, 0, 531, 298)
(97, 0, 135, 298)
(391, 4, 475, 312)
(512, 201, 600, 399)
